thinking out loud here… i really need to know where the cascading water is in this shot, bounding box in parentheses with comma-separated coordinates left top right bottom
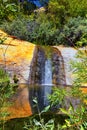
(44, 59, 52, 85)
(43, 58, 52, 106)
(29, 46, 66, 111)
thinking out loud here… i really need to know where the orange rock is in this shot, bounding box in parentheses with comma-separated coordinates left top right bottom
(0, 30, 35, 119)
(80, 88, 87, 94)
(0, 30, 36, 83)
(80, 88, 87, 104)
(7, 87, 32, 120)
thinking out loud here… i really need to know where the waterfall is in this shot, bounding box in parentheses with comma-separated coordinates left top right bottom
(43, 59, 52, 106)
(44, 59, 52, 85)
(29, 46, 66, 110)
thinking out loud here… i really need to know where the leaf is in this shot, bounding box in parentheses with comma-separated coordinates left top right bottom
(47, 119, 54, 124)
(41, 105, 50, 113)
(81, 106, 85, 113)
(45, 119, 54, 130)
(60, 108, 69, 115)
(81, 125, 85, 130)
(62, 124, 67, 129)
(33, 119, 41, 126)
(69, 102, 74, 112)
(33, 98, 38, 104)
(65, 119, 71, 127)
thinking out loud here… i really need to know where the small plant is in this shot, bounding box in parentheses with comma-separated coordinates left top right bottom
(0, 68, 17, 130)
(24, 97, 55, 130)
(0, 0, 18, 21)
(48, 87, 67, 109)
(60, 103, 87, 130)
(0, 33, 7, 44)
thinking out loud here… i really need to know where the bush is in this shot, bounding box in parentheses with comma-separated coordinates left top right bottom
(56, 17, 87, 46)
(0, 68, 18, 130)
(48, 0, 87, 25)
(1, 15, 59, 45)
(0, 16, 38, 41)
(0, 0, 18, 22)
(1, 15, 87, 46)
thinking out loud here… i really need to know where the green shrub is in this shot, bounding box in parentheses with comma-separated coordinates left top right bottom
(48, 0, 87, 25)
(0, 16, 38, 41)
(0, 68, 17, 130)
(57, 17, 87, 46)
(1, 15, 59, 45)
(0, 0, 18, 22)
(1, 16, 87, 46)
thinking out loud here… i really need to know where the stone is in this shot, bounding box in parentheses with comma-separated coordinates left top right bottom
(0, 30, 35, 119)
(0, 30, 35, 84)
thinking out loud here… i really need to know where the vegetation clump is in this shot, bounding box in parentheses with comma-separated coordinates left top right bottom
(0, 0, 87, 46)
(0, 68, 17, 130)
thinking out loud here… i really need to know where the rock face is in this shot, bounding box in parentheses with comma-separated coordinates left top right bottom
(7, 85, 32, 119)
(52, 47, 66, 85)
(29, 46, 45, 84)
(0, 30, 76, 86)
(0, 30, 35, 119)
(56, 46, 77, 85)
(0, 30, 35, 84)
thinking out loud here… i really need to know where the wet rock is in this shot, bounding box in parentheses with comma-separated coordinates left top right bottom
(29, 46, 45, 85)
(52, 47, 66, 85)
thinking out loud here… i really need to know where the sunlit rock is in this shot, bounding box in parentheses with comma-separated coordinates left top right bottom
(0, 30, 35, 119)
(0, 30, 36, 84)
(56, 46, 77, 85)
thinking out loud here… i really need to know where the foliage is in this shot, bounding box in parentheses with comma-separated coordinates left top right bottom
(1, 15, 87, 46)
(57, 17, 87, 46)
(60, 104, 87, 130)
(0, 16, 38, 41)
(48, 88, 87, 130)
(24, 118, 55, 130)
(24, 97, 55, 130)
(36, 0, 87, 45)
(0, 68, 17, 130)
(21, 1, 36, 14)
(0, 14, 59, 45)
(47, 0, 69, 26)
(33, 15, 58, 45)
(1, 0, 87, 46)
(0, 0, 37, 22)
(23, 84, 87, 130)
(48, 87, 67, 108)
(0, 34, 7, 44)
(0, 0, 18, 22)
(48, 0, 87, 26)
(67, 0, 87, 17)
(71, 48, 87, 86)
(57, 16, 87, 46)
(59, 49, 87, 130)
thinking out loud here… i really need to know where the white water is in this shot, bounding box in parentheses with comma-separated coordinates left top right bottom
(43, 59, 52, 106)
(44, 59, 52, 85)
